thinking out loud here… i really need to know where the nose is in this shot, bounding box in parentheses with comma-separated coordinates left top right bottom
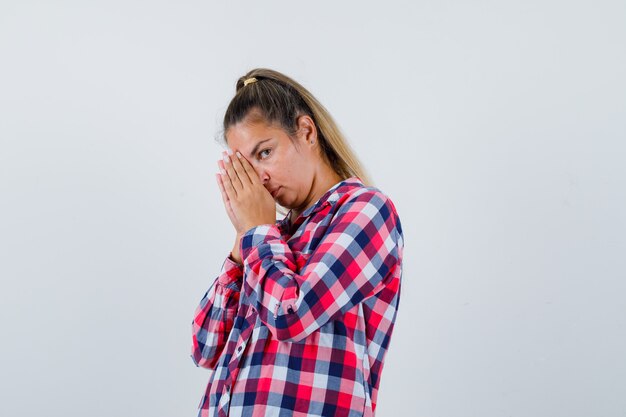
(252, 163, 269, 184)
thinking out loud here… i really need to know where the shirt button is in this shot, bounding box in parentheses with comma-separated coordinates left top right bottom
(237, 346, 242, 352)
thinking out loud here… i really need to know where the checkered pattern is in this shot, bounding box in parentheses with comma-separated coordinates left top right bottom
(191, 177, 404, 417)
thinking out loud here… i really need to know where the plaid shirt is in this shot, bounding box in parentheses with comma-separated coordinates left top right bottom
(191, 176, 404, 417)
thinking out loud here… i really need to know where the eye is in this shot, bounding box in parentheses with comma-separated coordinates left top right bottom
(258, 148, 271, 159)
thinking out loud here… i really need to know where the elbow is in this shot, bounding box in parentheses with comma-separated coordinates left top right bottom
(190, 349, 219, 370)
(191, 338, 219, 370)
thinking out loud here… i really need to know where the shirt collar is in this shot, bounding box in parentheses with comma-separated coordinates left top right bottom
(280, 176, 364, 228)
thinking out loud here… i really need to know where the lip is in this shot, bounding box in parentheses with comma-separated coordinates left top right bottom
(270, 187, 281, 198)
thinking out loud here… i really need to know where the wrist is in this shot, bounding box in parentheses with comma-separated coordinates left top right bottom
(228, 251, 243, 266)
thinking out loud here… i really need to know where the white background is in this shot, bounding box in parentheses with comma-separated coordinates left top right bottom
(1, 1, 625, 416)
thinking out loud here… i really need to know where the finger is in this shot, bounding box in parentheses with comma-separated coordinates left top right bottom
(218, 159, 237, 199)
(220, 170, 238, 201)
(216, 172, 229, 204)
(230, 150, 253, 185)
(235, 151, 261, 185)
(222, 151, 244, 192)
(217, 173, 239, 230)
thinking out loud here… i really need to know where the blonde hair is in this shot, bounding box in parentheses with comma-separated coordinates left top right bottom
(219, 68, 373, 215)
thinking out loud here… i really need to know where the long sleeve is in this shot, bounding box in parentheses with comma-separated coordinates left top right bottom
(190, 255, 243, 370)
(239, 187, 403, 343)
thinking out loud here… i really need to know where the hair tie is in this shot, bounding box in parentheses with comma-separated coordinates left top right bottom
(243, 77, 258, 87)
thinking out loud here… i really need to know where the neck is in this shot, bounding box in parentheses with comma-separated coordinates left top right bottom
(289, 169, 343, 225)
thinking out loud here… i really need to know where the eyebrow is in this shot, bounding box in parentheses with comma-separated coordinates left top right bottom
(249, 138, 273, 158)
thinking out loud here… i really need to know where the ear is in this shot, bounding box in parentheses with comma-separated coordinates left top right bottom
(296, 114, 318, 147)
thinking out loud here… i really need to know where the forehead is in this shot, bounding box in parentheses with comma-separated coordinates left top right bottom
(226, 119, 285, 149)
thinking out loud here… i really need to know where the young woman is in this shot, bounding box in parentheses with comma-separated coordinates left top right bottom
(191, 68, 404, 417)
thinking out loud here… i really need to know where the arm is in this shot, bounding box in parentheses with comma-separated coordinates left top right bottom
(190, 255, 243, 370)
(240, 188, 403, 343)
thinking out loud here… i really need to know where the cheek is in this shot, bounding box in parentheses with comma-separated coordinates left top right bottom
(282, 165, 294, 177)
(252, 164, 264, 177)
(269, 150, 301, 181)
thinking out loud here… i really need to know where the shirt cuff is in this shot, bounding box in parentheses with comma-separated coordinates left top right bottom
(240, 224, 282, 261)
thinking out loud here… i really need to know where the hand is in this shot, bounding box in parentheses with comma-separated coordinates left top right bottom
(216, 150, 276, 235)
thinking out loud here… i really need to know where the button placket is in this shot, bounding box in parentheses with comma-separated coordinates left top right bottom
(218, 386, 230, 408)
(235, 337, 248, 359)
(228, 309, 254, 370)
(236, 343, 245, 358)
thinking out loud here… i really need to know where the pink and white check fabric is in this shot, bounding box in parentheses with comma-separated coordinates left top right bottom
(191, 176, 404, 417)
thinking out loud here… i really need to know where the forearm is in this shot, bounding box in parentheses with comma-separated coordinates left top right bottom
(190, 255, 243, 369)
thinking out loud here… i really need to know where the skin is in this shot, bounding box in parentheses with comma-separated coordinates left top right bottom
(216, 112, 342, 264)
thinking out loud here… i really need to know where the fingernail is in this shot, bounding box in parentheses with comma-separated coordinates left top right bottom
(220, 169, 226, 175)
(227, 149, 233, 156)
(223, 154, 230, 163)
(236, 151, 242, 158)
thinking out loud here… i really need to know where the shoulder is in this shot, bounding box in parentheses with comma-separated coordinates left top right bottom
(329, 183, 404, 252)
(334, 183, 401, 225)
(338, 182, 397, 208)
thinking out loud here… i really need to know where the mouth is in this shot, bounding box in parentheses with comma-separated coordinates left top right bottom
(270, 187, 281, 198)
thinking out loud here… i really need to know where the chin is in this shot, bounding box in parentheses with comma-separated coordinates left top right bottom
(276, 195, 292, 208)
